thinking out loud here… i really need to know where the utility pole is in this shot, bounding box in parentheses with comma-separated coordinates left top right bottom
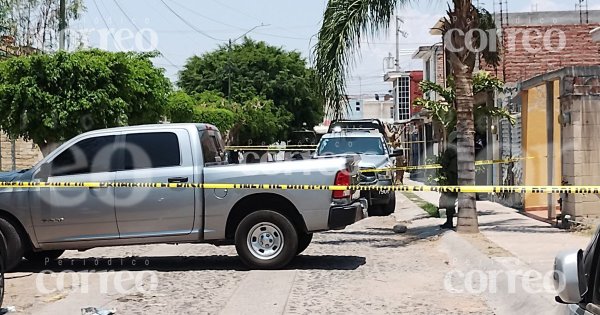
(228, 39, 232, 102)
(227, 24, 268, 102)
(393, 14, 400, 122)
(58, 0, 66, 50)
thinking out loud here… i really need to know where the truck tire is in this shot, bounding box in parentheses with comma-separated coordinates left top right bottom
(383, 192, 396, 216)
(296, 232, 313, 255)
(0, 218, 24, 271)
(24, 250, 65, 264)
(235, 210, 298, 269)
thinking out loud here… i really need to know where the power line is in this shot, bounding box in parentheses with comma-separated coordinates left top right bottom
(169, 0, 246, 30)
(158, 0, 227, 41)
(91, 0, 118, 45)
(209, 0, 262, 24)
(110, 0, 180, 69)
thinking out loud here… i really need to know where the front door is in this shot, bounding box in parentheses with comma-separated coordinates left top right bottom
(114, 130, 195, 238)
(30, 134, 119, 243)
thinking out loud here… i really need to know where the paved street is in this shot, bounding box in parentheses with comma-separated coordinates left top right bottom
(4, 193, 494, 315)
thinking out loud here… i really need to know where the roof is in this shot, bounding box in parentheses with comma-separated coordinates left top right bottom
(412, 43, 443, 59)
(321, 131, 384, 139)
(80, 123, 218, 136)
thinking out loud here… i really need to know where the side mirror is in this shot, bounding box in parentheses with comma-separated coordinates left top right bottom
(389, 150, 403, 158)
(554, 249, 583, 304)
(35, 163, 51, 181)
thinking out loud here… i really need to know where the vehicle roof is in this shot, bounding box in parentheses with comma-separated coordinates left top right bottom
(320, 131, 385, 139)
(81, 123, 218, 135)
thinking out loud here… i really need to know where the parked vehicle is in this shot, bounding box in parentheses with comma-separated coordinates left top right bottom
(554, 225, 600, 314)
(0, 124, 367, 270)
(314, 129, 401, 216)
(0, 230, 6, 308)
(327, 119, 389, 139)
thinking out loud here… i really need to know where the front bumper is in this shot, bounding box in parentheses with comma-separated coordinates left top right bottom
(328, 198, 368, 230)
(360, 179, 393, 206)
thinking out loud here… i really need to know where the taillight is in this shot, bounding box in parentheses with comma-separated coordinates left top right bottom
(333, 170, 351, 199)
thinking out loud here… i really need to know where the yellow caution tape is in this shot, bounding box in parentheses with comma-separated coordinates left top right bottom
(361, 157, 531, 173)
(0, 181, 596, 194)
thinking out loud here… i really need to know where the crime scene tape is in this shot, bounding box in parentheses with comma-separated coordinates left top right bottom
(225, 147, 316, 151)
(361, 157, 531, 173)
(0, 181, 598, 194)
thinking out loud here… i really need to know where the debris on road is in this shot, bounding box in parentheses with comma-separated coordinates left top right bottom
(81, 307, 116, 315)
(392, 224, 408, 233)
(0, 306, 16, 314)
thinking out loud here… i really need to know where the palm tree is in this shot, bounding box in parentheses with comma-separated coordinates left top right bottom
(315, 0, 500, 233)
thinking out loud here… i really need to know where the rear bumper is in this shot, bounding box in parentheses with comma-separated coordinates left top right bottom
(328, 198, 368, 230)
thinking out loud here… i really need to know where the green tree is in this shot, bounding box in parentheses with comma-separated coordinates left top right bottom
(166, 90, 291, 145)
(0, 49, 172, 155)
(314, 0, 500, 233)
(413, 71, 513, 151)
(167, 90, 236, 133)
(178, 38, 323, 131)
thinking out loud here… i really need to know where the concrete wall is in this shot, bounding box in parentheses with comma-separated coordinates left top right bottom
(0, 132, 43, 171)
(361, 100, 394, 123)
(561, 76, 600, 224)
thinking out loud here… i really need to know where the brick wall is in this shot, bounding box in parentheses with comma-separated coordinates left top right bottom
(0, 132, 43, 171)
(501, 24, 600, 83)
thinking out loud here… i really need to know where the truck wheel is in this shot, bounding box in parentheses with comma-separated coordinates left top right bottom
(296, 232, 313, 255)
(24, 250, 65, 264)
(384, 192, 396, 215)
(235, 210, 298, 269)
(0, 218, 24, 271)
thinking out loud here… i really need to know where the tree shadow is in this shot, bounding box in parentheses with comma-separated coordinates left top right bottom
(12, 254, 366, 273)
(315, 224, 448, 248)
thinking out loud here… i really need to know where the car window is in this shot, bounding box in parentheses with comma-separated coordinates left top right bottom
(317, 137, 385, 156)
(123, 132, 181, 170)
(200, 130, 224, 165)
(51, 135, 117, 176)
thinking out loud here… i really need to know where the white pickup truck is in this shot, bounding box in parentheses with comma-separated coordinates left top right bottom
(0, 123, 367, 270)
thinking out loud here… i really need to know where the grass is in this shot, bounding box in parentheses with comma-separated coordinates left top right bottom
(402, 192, 440, 218)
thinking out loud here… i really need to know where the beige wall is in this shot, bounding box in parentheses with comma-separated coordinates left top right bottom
(361, 100, 394, 123)
(0, 132, 43, 171)
(561, 92, 600, 224)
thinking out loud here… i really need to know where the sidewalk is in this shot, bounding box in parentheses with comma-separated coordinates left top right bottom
(396, 178, 593, 315)
(403, 178, 590, 273)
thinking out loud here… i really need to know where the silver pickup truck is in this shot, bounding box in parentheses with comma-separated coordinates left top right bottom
(0, 123, 367, 270)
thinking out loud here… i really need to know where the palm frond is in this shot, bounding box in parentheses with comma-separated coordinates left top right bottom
(314, 0, 408, 119)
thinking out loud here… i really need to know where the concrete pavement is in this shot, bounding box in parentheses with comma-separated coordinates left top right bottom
(400, 178, 593, 314)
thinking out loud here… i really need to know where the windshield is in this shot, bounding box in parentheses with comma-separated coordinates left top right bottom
(317, 137, 385, 156)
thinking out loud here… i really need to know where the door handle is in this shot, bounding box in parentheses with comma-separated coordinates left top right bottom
(168, 177, 189, 183)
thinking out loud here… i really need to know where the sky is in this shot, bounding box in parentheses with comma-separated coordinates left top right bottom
(70, 0, 600, 96)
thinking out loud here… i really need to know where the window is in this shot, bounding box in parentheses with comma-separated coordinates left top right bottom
(51, 135, 116, 176)
(317, 137, 385, 156)
(123, 132, 181, 170)
(200, 130, 224, 165)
